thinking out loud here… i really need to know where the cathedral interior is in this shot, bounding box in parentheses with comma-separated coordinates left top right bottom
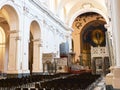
(0, 0, 119, 90)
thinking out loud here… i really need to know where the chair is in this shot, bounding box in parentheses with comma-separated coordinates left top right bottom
(15, 88, 21, 90)
(23, 88, 29, 90)
(35, 83, 40, 88)
(38, 89, 43, 90)
(30, 88, 36, 90)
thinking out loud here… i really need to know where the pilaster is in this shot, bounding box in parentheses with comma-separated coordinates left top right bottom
(110, 0, 120, 89)
(32, 39, 43, 73)
(112, 66, 120, 89)
(7, 30, 23, 77)
(105, 24, 114, 86)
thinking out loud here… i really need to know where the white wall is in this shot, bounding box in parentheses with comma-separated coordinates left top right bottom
(0, 0, 72, 74)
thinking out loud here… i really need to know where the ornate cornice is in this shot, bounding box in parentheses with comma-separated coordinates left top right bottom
(29, 0, 73, 32)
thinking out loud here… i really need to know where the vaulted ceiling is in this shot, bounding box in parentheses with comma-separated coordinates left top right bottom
(38, 0, 109, 26)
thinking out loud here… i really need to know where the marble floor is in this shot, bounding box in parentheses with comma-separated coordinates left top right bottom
(94, 77, 106, 90)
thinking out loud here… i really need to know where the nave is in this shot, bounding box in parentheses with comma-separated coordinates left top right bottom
(0, 71, 104, 90)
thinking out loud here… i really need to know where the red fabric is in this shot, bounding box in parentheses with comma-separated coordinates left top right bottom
(69, 69, 92, 74)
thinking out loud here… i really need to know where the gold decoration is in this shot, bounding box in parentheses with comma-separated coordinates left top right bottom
(73, 20, 82, 30)
(91, 29, 104, 45)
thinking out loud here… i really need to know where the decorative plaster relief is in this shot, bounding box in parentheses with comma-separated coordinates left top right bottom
(91, 46, 109, 58)
(23, 6, 29, 13)
(82, 3, 92, 9)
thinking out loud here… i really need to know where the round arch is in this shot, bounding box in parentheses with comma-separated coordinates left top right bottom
(68, 8, 109, 27)
(30, 20, 41, 40)
(0, 4, 20, 31)
(29, 20, 42, 74)
(0, 4, 20, 75)
(71, 12, 110, 75)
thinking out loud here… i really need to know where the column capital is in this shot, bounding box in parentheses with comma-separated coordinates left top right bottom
(8, 30, 19, 34)
(32, 38, 41, 42)
(16, 36, 21, 40)
(38, 43, 43, 47)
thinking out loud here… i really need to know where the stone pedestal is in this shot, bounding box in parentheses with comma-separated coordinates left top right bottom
(106, 66, 120, 89)
(112, 66, 120, 89)
(105, 73, 113, 85)
(105, 66, 114, 85)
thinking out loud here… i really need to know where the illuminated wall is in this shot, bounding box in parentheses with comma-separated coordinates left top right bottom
(0, 27, 5, 72)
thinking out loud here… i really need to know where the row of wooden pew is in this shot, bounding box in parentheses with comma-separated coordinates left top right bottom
(0, 73, 71, 89)
(0, 72, 101, 90)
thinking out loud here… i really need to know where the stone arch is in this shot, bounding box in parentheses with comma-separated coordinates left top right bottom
(0, 4, 19, 75)
(77, 14, 106, 49)
(71, 12, 107, 60)
(67, 7, 109, 68)
(68, 8, 109, 27)
(71, 12, 110, 75)
(29, 20, 42, 74)
(0, 5, 19, 31)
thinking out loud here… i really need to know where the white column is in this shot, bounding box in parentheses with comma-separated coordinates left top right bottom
(111, 0, 120, 89)
(39, 42, 43, 72)
(22, 39, 29, 74)
(16, 36, 22, 72)
(111, 0, 120, 66)
(0, 43, 5, 73)
(105, 24, 114, 85)
(7, 31, 22, 74)
(32, 39, 43, 73)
